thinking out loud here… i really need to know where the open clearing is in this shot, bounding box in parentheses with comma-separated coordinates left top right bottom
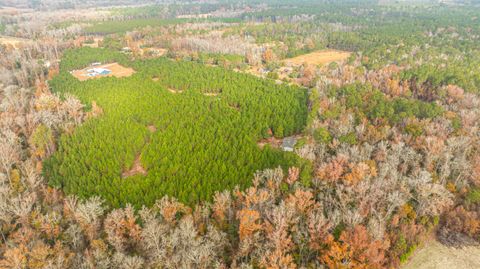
(82, 37, 103, 48)
(402, 240, 480, 269)
(71, 62, 135, 81)
(284, 49, 351, 66)
(0, 36, 31, 49)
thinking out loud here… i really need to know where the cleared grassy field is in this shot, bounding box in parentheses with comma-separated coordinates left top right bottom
(285, 49, 351, 66)
(0, 36, 30, 49)
(71, 62, 135, 81)
(402, 240, 480, 269)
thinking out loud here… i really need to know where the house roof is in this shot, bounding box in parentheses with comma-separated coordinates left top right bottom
(92, 68, 111, 74)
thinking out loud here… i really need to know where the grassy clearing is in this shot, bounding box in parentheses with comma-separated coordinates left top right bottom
(284, 49, 351, 66)
(402, 240, 480, 269)
(0, 36, 31, 49)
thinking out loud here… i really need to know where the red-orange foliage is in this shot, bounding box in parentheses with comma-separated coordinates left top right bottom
(286, 189, 315, 214)
(317, 155, 375, 185)
(261, 249, 297, 269)
(443, 206, 480, 237)
(320, 235, 351, 268)
(263, 48, 275, 63)
(321, 225, 389, 269)
(317, 154, 348, 182)
(237, 209, 262, 241)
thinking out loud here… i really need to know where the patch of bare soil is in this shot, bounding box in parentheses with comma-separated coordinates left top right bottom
(152, 77, 159, 81)
(284, 49, 351, 66)
(402, 239, 480, 269)
(167, 88, 182, 94)
(203, 92, 219, 96)
(71, 62, 135, 81)
(244, 66, 266, 78)
(85, 101, 103, 119)
(122, 154, 147, 178)
(147, 125, 157, 133)
(228, 103, 241, 111)
(257, 137, 283, 149)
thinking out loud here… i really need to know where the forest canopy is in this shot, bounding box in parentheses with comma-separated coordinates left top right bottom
(2, 1, 480, 268)
(45, 47, 309, 208)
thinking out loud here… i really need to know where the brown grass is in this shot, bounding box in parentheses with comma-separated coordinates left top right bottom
(0, 36, 30, 49)
(203, 92, 219, 96)
(147, 125, 157, 133)
(71, 63, 135, 81)
(257, 134, 304, 149)
(402, 239, 480, 269)
(122, 155, 147, 178)
(257, 137, 283, 149)
(284, 49, 351, 66)
(229, 103, 241, 111)
(167, 88, 182, 94)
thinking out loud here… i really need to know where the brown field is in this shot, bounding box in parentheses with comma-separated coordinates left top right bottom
(402, 240, 480, 269)
(0, 36, 31, 49)
(284, 49, 351, 66)
(71, 63, 135, 81)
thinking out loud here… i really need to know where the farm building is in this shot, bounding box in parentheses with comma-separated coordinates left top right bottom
(71, 62, 134, 81)
(282, 137, 297, 152)
(86, 68, 112, 77)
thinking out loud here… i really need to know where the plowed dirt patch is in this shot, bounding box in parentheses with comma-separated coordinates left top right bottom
(71, 63, 135, 81)
(122, 155, 147, 178)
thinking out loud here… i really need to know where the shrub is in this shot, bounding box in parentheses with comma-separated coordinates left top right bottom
(313, 127, 332, 144)
(339, 132, 357, 145)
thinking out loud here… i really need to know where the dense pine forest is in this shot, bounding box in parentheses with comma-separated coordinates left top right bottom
(45, 47, 309, 207)
(2, 0, 480, 268)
